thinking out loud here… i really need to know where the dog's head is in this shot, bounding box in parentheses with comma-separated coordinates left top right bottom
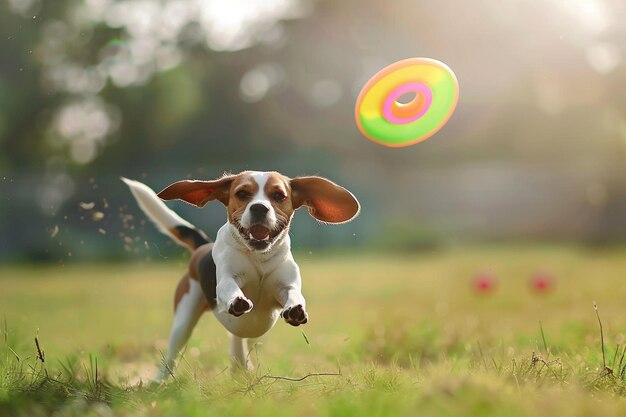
(157, 171, 360, 252)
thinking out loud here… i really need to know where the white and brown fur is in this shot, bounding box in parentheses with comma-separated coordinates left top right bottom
(122, 171, 359, 381)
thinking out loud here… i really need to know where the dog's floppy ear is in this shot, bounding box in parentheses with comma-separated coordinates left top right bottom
(157, 175, 236, 207)
(290, 176, 360, 224)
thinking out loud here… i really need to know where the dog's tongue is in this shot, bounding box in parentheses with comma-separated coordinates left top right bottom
(249, 225, 270, 240)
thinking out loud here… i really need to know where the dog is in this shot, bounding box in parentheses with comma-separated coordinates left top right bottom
(122, 171, 359, 380)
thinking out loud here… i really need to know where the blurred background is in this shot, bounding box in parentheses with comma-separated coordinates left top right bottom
(0, 0, 625, 263)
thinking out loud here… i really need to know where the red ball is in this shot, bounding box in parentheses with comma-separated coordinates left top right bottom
(473, 273, 496, 293)
(531, 272, 554, 293)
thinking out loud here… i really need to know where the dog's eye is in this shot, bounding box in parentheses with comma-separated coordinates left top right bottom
(272, 192, 287, 202)
(236, 190, 251, 199)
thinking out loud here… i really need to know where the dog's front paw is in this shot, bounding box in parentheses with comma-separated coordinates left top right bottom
(228, 296, 253, 317)
(281, 304, 308, 327)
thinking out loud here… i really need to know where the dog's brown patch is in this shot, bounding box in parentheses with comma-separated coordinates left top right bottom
(186, 243, 217, 310)
(226, 173, 258, 226)
(189, 243, 212, 280)
(173, 273, 212, 314)
(264, 172, 295, 227)
(173, 243, 215, 312)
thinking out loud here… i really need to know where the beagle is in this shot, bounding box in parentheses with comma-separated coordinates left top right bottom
(122, 171, 359, 380)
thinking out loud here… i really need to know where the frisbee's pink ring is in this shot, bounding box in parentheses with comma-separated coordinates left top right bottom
(382, 83, 432, 125)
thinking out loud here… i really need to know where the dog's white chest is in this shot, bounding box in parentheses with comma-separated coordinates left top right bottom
(211, 226, 291, 338)
(213, 277, 282, 338)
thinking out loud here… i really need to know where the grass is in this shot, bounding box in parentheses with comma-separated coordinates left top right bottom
(3, 245, 626, 416)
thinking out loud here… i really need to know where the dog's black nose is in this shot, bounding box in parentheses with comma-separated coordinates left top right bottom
(250, 203, 270, 216)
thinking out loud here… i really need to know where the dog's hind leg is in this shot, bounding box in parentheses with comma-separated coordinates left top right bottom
(156, 274, 208, 382)
(229, 333, 253, 371)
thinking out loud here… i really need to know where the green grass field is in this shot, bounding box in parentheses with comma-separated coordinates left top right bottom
(3, 246, 626, 416)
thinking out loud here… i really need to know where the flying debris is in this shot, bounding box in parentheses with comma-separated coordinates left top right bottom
(79, 202, 95, 210)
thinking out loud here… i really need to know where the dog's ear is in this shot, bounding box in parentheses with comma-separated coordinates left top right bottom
(157, 175, 236, 207)
(290, 176, 360, 223)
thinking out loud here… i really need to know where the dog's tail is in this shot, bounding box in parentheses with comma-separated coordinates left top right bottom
(121, 177, 211, 251)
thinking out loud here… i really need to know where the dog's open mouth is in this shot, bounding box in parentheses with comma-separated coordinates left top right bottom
(248, 225, 270, 241)
(234, 222, 283, 250)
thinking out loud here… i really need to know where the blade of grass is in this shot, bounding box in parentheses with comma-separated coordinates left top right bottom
(593, 302, 607, 370)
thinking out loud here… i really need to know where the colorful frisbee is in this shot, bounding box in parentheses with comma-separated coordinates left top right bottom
(355, 58, 459, 147)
